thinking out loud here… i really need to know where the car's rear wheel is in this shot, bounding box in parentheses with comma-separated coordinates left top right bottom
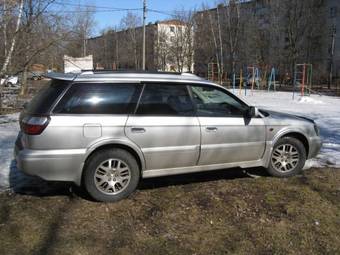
(266, 137, 306, 177)
(83, 149, 140, 202)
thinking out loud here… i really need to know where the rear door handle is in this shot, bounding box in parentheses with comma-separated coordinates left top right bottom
(206, 127, 218, 132)
(131, 127, 146, 133)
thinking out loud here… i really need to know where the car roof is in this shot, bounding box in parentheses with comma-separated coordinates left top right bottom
(44, 71, 215, 85)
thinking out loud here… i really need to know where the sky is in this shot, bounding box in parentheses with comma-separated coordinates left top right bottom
(56, 0, 216, 36)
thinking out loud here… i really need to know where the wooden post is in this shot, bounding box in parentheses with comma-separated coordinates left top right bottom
(301, 64, 306, 96)
(239, 69, 243, 95)
(251, 66, 255, 95)
(233, 73, 236, 94)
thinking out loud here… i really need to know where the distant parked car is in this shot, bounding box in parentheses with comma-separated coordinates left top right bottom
(0, 75, 19, 87)
(15, 71, 322, 202)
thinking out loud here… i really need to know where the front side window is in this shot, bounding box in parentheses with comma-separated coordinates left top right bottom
(136, 84, 194, 116)
(190, 85, 248, 117)
(53, 83, 140, 114)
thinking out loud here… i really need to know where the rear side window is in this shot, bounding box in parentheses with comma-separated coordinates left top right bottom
(25, 79, 69, 114)
(136, 84, 194, 116)
(53, 83, 140, 114)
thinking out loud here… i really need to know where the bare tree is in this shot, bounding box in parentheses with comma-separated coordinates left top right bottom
(0, 0, 24, 76)
(155, 27, 170, 71)
(224, 0, 241, 75)
(120, 12, 142, 69)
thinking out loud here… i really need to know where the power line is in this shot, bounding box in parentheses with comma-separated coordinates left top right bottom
(0, 8, 142, 14)
(52, 1, 141, 11)
(147, 9, 178, 18)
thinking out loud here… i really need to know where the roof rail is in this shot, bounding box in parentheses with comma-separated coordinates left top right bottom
(80, 69, 182, 75)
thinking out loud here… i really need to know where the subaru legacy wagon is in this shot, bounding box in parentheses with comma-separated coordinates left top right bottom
(15, 71, 322, 202)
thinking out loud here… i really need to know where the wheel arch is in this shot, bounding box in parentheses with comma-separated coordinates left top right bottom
(78, 140, 146, 186)
(262, 129, 310, 170)
(275, 131, 309, 157)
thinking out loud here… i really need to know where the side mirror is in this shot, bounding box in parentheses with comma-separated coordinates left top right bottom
(246, 106, 259, 118)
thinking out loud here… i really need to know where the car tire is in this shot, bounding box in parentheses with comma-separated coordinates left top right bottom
(83, 149, 140, 202)
(266, 137, 306, 178)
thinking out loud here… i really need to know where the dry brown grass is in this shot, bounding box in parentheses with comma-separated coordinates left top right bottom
(0, 168, 339, 255)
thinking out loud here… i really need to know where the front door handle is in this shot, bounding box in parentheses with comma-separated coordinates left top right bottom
(206, 127, 218, 132)
(131, 127, 146, 133)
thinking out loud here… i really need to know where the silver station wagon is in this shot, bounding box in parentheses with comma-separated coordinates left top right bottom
(15, 71, 322, 202)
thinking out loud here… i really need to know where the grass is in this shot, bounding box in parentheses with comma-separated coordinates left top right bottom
(0, 168, 339, 255)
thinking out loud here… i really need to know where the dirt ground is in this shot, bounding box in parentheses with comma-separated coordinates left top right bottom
(0, 168, 339, 255)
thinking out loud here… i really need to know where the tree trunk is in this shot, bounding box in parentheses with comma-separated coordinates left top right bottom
(0, 0, 24, 76)
(20, 66, 28, 96)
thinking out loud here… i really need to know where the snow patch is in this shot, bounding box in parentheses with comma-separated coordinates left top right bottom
(297, 96, 324, 105)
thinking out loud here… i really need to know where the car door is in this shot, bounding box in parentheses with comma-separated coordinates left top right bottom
(125, 83, 200, 170)
(189, 84, 266, 165)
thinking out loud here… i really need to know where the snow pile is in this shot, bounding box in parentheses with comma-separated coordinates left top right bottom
(0, 90, 339, 191)
(0, 114, 20, 190)
(297, 96, 324, 105)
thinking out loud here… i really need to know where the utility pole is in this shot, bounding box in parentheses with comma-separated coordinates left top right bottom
(142, 0, 147, 70)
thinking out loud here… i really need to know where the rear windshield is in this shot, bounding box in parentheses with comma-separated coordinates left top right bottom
(25, 79, 69, 114)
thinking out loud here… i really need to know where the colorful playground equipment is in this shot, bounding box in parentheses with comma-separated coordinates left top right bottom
(293, 64, 313, 99)
(247, 66, 261, 92)
(208, 62, 228, 85)
(207, 63, 314, 99)
(267, 67, 277, 92)
(208, 63, 219, 82)
(232, 66, 263, 95)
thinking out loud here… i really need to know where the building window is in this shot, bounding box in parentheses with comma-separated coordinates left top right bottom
(170, 26, 175, 33)
(330, 7, 337, 18)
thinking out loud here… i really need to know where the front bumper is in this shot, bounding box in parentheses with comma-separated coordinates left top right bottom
(15, 144, 86, 185)
(308, 136, 322, 159)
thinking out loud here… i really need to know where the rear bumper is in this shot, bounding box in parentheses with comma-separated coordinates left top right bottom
(15, 145, 85, 185)
(308, 136, 322, 159)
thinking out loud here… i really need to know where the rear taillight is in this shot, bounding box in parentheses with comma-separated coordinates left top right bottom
(20, 116, 50, 135)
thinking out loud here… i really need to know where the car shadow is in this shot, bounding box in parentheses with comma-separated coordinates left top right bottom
(138, 167, 268, 190)
(9, 160, 73, 197)
(8, 159, 268, 200)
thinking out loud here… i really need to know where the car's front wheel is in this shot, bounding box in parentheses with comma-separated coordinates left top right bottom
(266, 137, 306, 177)
(83, 149, 140, 202)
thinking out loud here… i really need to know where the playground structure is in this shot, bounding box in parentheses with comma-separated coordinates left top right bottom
(233, 66, 277, 95)
(208, 63, 278, 93)
(207, 63, 318, 99)
(247, 66, 261, 91)
(293, 64, 313, 99)
(208, 63, 228, 85)
(267, 67, 278, 92)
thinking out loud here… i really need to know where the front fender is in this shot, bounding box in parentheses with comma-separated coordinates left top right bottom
(263, 126, 310, 168)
